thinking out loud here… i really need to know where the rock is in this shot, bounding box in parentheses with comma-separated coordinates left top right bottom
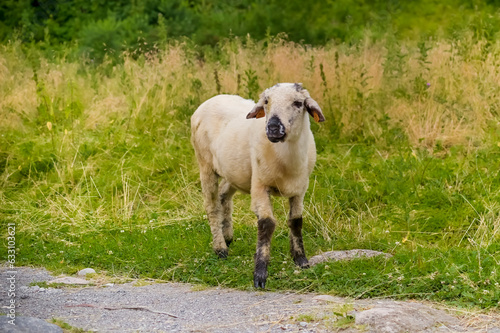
(353, 302, 461, 333)
(309, 249, 393, 266)
(104, 283, 114, 287)
(299, 321, 308, 327)
(312, 295, 338, 303)
(0, 316, 63, 333)
(77, 268, 96, 276)
(48, 277, 89, 285)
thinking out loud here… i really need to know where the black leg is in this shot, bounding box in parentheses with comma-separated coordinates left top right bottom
(288, 217, 309, 268)
(253, 217, 276, 288)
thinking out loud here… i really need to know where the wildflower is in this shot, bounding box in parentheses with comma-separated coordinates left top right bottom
(120, 230, 125, 233)
(426, 82, 431, 87)
(108, 250, 113, 255)
(483, 290, 489, 295)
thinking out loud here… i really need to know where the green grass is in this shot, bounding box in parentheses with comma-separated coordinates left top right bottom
(50, 318, 90, 333)
(1, 36, 499, 310)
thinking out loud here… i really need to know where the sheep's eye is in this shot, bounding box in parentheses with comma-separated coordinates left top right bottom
(293, 101, 303, 108)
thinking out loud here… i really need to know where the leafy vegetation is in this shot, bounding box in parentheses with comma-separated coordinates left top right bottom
(1, 6, 500, 310)
(2, 0, 500, 62)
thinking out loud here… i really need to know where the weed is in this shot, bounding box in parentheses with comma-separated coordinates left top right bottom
(50, 318, 90, 333)
(295, 313, 316, 322)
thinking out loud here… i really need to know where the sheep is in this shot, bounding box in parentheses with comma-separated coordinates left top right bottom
(190, 83, 325, 288)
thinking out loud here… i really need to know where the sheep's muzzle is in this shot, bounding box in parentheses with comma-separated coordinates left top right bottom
(266, 116, 286, 143)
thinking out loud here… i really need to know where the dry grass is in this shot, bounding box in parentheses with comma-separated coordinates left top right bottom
(2, 37, 500, 148)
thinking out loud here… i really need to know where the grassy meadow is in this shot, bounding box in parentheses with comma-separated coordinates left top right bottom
(1, 35, 500, 309)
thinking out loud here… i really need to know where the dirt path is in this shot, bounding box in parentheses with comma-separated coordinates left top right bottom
(1, 267, 499, 332)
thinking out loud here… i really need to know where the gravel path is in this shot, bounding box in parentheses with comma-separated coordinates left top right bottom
(1, 267, 499, 332)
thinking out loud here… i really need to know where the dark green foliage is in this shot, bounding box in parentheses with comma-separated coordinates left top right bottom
(3, 0, 500, 61)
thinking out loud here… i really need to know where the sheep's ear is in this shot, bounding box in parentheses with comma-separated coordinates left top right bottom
(246, 103, 265, 119)
(305, 97, 325, 123)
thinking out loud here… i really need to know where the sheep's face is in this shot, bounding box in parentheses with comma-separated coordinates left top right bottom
(246, 83, 325, 143)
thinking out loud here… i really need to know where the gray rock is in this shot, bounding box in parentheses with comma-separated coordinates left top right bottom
(0, 316, 63, 333)
(353, 302, 462, 333)
(309, 249, 393, 266)
(77, 268, 96, 276)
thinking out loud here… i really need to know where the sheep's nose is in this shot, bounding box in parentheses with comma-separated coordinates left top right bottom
(266, 116, 286, 143)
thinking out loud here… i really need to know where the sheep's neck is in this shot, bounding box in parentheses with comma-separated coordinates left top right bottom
(271, 136, 309, 173)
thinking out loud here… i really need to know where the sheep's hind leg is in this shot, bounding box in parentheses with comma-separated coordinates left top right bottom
(219, 179, 237, 247)
(288, 196, 309, 268)
(200, 168, 227, 258)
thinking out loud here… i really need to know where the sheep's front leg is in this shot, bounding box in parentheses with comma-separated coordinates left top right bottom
(288, 196, 309, 268)
(251, 186, 276, 289)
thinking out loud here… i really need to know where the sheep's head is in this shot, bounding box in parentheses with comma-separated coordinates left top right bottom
(246, 83, 325, 143)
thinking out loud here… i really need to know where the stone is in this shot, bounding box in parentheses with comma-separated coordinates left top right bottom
(309, 249, 393, 266)
(353, 302, 461, 333)
(0, 316, 63, 333)
(48, 277, 89, 285)
(77, 268, 96, 276)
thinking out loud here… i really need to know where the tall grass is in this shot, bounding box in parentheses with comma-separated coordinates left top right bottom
(1, 36, 499, 307)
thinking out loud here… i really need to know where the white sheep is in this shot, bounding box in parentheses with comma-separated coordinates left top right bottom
(191, 83, 325, 288)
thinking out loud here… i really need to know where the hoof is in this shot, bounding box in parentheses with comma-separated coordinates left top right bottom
(215, 249, 228, 259)
(253, 273, 267, 289)
(294, 256, 310, 268)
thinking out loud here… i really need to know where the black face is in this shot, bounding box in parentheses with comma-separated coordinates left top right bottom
(266, 116, 286, 143)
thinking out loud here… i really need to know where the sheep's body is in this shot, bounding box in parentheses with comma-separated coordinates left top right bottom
(192, 95, 315, 197)
(191, 83, 324, 288)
